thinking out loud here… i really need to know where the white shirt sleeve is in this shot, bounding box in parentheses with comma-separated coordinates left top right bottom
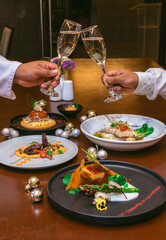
(0, 55, 22, 100)
(133, 68, 166, 100)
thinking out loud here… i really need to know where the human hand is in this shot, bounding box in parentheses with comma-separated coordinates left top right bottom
(101, 69, 139, 93)
(13, 60, 61, 88)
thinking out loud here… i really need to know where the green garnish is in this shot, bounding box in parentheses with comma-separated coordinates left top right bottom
(81, 148, 100, 164)
(108, 174, 126, 186)
(10, 157, 25, 165)
(75, 103, 79, 109)
(134, 123, 154, 139)
(46, 149, 52, 155)
(57, 149, 63, 154)
(82, 184, 139, 193)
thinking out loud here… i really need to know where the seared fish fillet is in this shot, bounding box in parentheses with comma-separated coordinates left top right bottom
(104, 127, 138, 138)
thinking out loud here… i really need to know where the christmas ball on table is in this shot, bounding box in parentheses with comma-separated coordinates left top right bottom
(80, 115, 88, 122)
(87, 110, 97, 118)
(61, 131, 69, 139)
(10, 129, 19, 138)
(87, 147, 97, 155)
(65, 122, 74, 133)
(28, 176, 40, 188)
(1, 128, 10, 137)
(31, 188, 43, 202)
(55, 128, 63, 137)
(70, 128, 80, 137)
(97, 149, 108, 160)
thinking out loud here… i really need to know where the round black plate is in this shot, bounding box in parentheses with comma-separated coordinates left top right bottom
(47, 160, 166, 225)
(9, 113, 68, 135)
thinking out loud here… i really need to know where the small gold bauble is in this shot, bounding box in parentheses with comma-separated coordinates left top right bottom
(87, 110, 97, 118)
(31, 188, 43, 202)
(28, 176, 40, 187)
(65, 122, 74, 132)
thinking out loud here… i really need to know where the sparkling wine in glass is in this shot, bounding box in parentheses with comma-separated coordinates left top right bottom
(40, 19, 82, 96)
(81, 25, 123, 102)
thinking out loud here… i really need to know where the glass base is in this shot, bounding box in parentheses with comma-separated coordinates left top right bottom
(104, 92, 123, 103)
(40, 87, 59, 97)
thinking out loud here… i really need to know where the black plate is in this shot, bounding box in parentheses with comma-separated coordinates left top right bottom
(47, 160, 166, 225)
(9, 113, 68, 135)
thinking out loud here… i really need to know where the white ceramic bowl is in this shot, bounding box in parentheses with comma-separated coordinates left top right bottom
(80, 114, 166, 151)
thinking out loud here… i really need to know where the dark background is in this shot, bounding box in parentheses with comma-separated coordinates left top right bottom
(0, 0, 165, 66)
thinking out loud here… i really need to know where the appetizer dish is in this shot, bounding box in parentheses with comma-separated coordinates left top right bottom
(93, 120, 154, 142)
(65, 105, 77, 111)
(63, 152, 139, 211)
(21, 101, 56, 129)
(14, 133, 66, 166)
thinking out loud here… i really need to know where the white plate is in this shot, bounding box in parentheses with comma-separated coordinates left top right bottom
(0, 135, 78, 169)
(81, 114, 166, 151)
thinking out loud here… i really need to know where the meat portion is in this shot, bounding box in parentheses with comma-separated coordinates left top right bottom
(80, 163, 108, 186)
(24, 143, 42, 155)
(104, 126, 138, 138)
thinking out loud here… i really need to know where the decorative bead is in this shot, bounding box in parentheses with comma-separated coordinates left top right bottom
(10, 129, 19, 138)
(61, 131, 69, 139)
(31, 188, 43, 202)
(25, 184, 32, 192)
(97, 149, 108, 160)
(80, 115, 88, 122)
(28, 176, 40, 188)
(70, 128, 80, 137)
(87, 110, 97, 118)
(87, 147, 97, 155)
(1, 128, 10, 137)
(55, 128, 63, 137)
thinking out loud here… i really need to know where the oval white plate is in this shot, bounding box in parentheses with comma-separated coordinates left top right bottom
(0, 135, 78, 169)
(81, 114, 166, 151)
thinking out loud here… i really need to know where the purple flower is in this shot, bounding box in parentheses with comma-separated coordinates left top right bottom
(50, 57, 76, 74)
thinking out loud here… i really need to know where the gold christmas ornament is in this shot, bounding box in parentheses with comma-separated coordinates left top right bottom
(28, 176, 40, 188)
(87, 110, 97, 118)
(31, 188, 43, 202)
(65, 122, 74, 133)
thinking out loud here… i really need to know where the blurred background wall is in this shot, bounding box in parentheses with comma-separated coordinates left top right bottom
(0, 0, 165, 66)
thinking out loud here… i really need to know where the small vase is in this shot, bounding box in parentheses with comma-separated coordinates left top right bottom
(60, 74, 65, 91)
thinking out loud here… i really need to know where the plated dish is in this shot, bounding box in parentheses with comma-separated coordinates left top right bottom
(10, 113, 67, 135)
(0, 135, 78, 169)
(81, 114, 166, 151)
(47, 160, 166, 225)
(57, 103, 83, 118)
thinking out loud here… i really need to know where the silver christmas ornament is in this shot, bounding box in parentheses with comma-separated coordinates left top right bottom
(97, 149, 108, 160)
(31, 188, 43, 202)
(71, 128, 80, 137)
(61, 131, 69, 139)
(80, 115, 88, 122)
(87, 147, 97, 155)
(28, 176, 40, 188)
(10, 129, 19, 138)
(1, 128, 10, 137)
(55, 128, 63, 137)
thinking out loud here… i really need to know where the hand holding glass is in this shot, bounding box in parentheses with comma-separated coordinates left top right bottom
(41, 19, 82, 96)
(81, 25, 123, 102)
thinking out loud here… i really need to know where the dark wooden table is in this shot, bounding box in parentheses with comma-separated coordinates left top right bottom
(0, 58, 166, 240)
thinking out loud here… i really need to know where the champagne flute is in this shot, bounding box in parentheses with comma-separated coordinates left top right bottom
(81, 25, 123, 102)
(40, 19, 82, 96)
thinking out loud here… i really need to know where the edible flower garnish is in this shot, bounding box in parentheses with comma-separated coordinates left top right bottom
(93, 197, 107, 211)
